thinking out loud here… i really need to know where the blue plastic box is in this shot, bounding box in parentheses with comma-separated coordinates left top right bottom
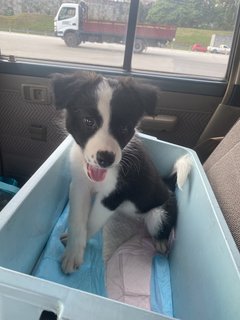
(0, 134, 239, 320)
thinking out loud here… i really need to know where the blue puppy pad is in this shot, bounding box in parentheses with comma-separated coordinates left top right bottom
(151, 255, 173, 317)
(33, 204, 173, 315)
(33, 204, 106, 297)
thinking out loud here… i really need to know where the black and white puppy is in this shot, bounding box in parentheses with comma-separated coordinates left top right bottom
(52, 72, 191, 274)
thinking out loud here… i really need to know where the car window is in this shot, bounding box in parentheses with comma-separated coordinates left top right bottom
(0, 1, 129, 68)
(132, 0, 239, 78)
(58, 7, 76, 21)
(0, 0, 239, 79)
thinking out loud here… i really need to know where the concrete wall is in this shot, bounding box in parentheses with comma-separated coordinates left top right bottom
(0, 0, 130, 19)
(210, 34, 233, 47)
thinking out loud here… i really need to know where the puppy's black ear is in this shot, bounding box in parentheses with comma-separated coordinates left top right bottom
(121, 78, 158, 116)
(51, 72, 101, 109)
(133, 82, 158, 116)
(51, 73, 76, 109)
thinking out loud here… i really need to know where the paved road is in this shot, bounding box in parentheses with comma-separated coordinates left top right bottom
(0, 31, 229, 78)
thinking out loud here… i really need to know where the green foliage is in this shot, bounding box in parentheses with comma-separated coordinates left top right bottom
(173, 27, 232, 49)
(0, 13, 53, 34)
(138, 2, 153, 23)
(146, 0, 239, 30)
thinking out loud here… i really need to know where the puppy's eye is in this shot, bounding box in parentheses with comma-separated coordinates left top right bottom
(83, 117, 97, 129)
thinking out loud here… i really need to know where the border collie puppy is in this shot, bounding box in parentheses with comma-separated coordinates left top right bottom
(52, 72, 191, 274)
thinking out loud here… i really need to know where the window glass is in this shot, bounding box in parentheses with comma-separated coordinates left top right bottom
(0, 0, 129, 68)
(132, 0, 239, 78)
(58, 8, 76, 21)
(0, 0, 239, 79)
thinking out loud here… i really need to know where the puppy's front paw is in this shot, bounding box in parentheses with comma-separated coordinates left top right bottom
(61, 246, 84, 274)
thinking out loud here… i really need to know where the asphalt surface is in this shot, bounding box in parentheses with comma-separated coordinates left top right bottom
(0, 31, 229, 78)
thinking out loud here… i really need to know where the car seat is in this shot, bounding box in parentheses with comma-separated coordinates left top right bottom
(204, 118, 240, 250)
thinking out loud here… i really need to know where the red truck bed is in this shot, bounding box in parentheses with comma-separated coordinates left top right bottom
(83, 20, 176, 41)
(136, 24, 176, 41)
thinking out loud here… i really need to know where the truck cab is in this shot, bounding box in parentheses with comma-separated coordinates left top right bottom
(54, 3, 87, 47)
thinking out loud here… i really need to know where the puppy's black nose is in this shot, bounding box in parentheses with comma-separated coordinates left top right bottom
(97, 151, 115, 168)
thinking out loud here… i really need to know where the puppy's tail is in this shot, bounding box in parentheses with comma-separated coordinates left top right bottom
(172, 154, 192, 190)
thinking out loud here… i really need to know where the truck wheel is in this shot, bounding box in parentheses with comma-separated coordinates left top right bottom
(64, 32, 80, 47)
(158, 41, 167, 48)
(134, 39, 145, 53)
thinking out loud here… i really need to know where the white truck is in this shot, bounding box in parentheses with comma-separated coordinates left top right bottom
(54, 2, 177, 52)
(207, 44, 231, 54)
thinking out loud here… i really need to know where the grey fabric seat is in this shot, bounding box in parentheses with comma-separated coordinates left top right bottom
(204, 119, 240, 250)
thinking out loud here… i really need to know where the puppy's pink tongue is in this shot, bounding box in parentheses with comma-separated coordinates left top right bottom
(87, 164, 107, 182)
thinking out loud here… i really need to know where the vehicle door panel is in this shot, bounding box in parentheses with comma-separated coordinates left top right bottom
(0, 67, 224, 183)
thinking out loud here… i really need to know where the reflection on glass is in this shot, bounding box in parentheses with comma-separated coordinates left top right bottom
(0, 0, 130, 67)
(0, 0, 239, 77)
(132, 0, 239, 78)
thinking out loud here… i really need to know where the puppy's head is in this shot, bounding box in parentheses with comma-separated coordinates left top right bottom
(52, 71, 158, 182)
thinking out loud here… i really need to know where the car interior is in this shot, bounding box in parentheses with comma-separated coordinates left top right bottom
(0, 0, 240, 319)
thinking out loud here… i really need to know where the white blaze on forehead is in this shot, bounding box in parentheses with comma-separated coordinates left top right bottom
(96, 79, 113, 127)
(84, 79, 122, 166)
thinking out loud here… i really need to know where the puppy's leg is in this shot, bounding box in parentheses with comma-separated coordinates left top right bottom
(61, 180, 91, 274)
(87, 195, 114, 239)
(144, 206, 175, 255)
(144, 207, 167, 253)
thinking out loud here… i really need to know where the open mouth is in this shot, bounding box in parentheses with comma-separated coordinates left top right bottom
(86, 163, 107, 182)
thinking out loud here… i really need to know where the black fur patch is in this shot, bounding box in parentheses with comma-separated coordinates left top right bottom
(102, 139, 173, 212)
(52, 72, 103, 149)
(102, 139, 177, 240)
(109, 78, 158, 149)
(154, 193, 177, 240)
